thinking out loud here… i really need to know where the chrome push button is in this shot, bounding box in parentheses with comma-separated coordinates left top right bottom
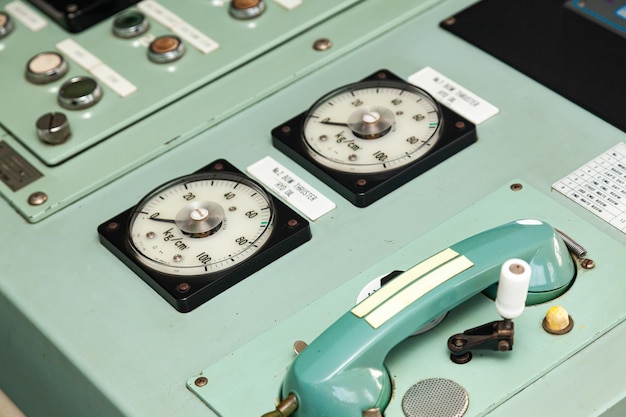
(25, 52, 69, 84)
(147, 35, 185, 63)
(58, 76, 103, 110)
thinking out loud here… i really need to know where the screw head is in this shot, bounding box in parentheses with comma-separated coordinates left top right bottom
(313, 38, 332, 51)
(28, 191, 48, 206)
(580, 258, 595, 269)
(194, 376, 208, 387)
(107, 222, 120, 232)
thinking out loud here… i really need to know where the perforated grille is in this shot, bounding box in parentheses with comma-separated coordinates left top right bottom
(401, 378, 469, 417)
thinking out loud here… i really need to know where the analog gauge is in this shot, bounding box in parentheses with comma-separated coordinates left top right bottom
(272, 69, 478, 207)
(302, 80, 442, 174)
(129, 172, 275, 276)
(98, 160, 311, 312)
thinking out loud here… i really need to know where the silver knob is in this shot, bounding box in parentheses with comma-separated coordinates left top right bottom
(36, 112, 71, 145)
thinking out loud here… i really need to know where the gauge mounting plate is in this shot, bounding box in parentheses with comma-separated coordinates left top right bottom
(98, 159, 312, 313)
(271, 69, 478, 207)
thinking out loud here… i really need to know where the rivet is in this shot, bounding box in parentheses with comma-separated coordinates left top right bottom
(356, 179, 367, 187)
(455, 121, 466, 129)
(443, 17, 456, 26)
(287, 219, 298, 227)
(510, 183, 523, 191)
(281, 125, 291, 134)
(194, 376, 208, 387)
(177, 283, 190, 292)
(293, 340, 308, 354)
(107, 222, 120, 232)
(213, 163, 224, 171)
(313, 38, 332, 51)
(28, 191, 48, 206)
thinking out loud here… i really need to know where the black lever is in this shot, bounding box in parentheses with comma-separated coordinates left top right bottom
(447, 318, 514, 364)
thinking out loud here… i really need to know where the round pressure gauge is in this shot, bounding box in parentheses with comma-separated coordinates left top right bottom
(98, 160, 311, 312)
(271, 69, 477, 207)
(302, 80, 442, 175)
(129, 171, 275, 276)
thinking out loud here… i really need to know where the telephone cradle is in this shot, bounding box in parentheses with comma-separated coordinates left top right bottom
(262, 219, 576, 417)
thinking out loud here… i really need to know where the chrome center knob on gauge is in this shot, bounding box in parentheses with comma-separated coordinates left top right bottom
(347, 106, 395, 139)
(175, 201, 225, 237)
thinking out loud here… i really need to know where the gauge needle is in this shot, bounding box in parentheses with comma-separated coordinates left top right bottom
(148, 216, 176, 223)
(319, 120, 349, 127)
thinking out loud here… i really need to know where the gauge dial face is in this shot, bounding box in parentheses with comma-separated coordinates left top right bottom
(302, 80, 442, 174)
(129, 172, 275, 276)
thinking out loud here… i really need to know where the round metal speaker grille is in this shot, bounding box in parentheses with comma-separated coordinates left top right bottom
(401, 378, 469, 417)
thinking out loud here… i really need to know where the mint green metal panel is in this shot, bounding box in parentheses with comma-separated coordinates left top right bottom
(0, 0, 445, 223)
(0, 0, 626, 417)
(190, 183, 625, 417)
(0, 0, 363, 166)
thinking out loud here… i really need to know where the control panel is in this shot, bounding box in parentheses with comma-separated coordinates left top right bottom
(1, 0, 626, 417)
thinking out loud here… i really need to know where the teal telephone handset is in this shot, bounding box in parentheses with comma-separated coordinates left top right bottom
(262, 220, 576, 417)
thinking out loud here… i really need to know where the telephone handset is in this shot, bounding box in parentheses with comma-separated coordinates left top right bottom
(263, 219, 576, 417)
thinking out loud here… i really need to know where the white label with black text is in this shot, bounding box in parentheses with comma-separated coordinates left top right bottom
(247, 156, 335, 221)
(408, 66, 499, 124)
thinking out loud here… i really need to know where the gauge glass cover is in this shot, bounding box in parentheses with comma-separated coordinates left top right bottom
(302, 80, 442, 174)
(129, 172, 275, 276)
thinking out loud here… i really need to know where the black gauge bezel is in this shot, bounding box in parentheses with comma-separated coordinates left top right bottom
(271, 69, 478, 207)
(98, 159, 311, 313)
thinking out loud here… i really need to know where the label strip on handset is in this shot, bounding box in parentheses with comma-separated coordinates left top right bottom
(351, 248, 474, 329)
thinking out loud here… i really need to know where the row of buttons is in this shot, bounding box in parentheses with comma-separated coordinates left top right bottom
(3, 0, 269, 146)
(0, 0, 269, 40)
